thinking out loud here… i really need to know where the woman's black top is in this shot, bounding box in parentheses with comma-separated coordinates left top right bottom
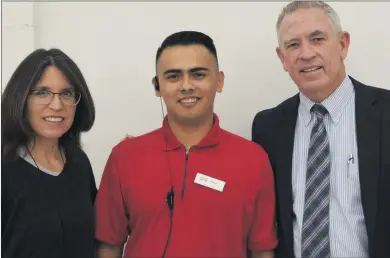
(2, 143, 97, 258)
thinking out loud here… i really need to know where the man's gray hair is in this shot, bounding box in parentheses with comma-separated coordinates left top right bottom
(276, 1, 343, 40)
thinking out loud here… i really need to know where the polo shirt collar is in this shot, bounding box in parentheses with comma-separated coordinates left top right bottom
(161, 113, 221, 151)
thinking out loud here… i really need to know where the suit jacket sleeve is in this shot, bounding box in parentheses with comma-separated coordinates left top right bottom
(252, 109, 272, 151)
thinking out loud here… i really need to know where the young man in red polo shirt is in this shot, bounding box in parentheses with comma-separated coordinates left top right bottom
(95, 31, 277, 258)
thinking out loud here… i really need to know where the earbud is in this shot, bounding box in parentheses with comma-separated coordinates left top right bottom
(154, 76, 160, 91)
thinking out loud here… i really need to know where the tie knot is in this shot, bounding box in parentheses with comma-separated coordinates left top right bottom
(311, 104, 328, 120)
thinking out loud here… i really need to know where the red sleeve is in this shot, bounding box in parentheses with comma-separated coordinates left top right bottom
(248, 150, 278, 251)
(95, 148, 129, 245)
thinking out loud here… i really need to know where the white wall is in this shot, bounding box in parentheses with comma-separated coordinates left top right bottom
(2, 2, 35, 88)
(3, 2, 390, 186)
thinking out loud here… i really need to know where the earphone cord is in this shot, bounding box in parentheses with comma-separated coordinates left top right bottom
(162, 209, 173, 258)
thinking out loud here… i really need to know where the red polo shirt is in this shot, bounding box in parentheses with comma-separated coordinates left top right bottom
(95, 114, 277, 257)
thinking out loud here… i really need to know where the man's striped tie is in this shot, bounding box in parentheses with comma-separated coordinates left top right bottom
(301, 104, 331, 258)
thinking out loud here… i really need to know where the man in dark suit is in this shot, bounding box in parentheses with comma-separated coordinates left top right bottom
(252, 1, 390, 258)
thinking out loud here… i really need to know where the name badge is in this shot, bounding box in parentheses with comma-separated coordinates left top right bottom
(194, 173, 225, 192)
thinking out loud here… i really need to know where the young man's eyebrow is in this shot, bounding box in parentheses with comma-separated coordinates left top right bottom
(189, 67, 209, 73)
(163, 69, 182, 75)
(163, 67, 209, 75)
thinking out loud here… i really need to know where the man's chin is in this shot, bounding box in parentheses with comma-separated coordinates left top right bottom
(178, 115, 203, 125)
(298, 79, 328, 93)
(169, 112, 207, 125)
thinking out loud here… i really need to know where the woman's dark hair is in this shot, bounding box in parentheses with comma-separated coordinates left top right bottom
(2, 48, 95, 163)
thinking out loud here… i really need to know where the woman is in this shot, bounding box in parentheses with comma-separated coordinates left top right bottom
(2, 48, 97, 258)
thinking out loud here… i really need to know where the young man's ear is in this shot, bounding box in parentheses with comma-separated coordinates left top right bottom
(152, 76, 161, 97)
(216, 71, 225, 93)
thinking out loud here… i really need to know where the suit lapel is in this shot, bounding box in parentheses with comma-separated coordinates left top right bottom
(276, 78, 380, 256)
(276, 95, 299, 254)
(352, 76, 380, 256)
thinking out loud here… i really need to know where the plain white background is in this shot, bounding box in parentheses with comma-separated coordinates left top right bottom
(2, 2, 390, 186)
